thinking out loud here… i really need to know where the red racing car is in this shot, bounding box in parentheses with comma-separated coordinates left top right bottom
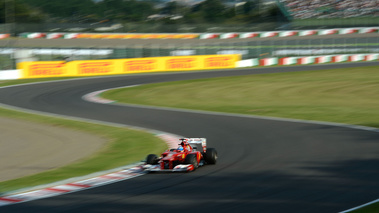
(143, 138, 217, 172)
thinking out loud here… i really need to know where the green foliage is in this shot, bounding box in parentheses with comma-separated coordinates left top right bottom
(15, 0, 156, 23)
(161, 1, 178, 15)
(5, 0, 272, 25)
(21, 0, 97, 17)
(97, 0, 156, 21)
(201, 0, 227, 23)
(243, 0, 256, 15)
(0, 0, 44, 23)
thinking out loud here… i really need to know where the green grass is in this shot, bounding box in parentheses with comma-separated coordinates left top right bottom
(0, 78, 167, 194)
(102, 65, 379, 128)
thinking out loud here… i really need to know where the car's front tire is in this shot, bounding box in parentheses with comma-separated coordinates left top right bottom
(204, 148, 217, 164)
(146, 154, 159, 165)
(184, 154, 198, 170)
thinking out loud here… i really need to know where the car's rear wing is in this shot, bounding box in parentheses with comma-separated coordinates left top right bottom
(182, 138, 207, 153)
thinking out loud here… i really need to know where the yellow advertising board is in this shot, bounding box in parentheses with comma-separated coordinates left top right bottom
(67, 60, 121, 77)
(165, 57, 200, 70)
(123, 58, 161, 73)
(203, 55, 237, 69)
(18, 61, 75, 78)
(18, 55, 240, 79)
(75, 33, 199, 39)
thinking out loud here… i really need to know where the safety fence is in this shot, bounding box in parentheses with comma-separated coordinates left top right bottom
(0, 48, 113, 70)
(1, 38, 378, 70)
(1, 26, 378, 69)
(16, 26, 379, 40)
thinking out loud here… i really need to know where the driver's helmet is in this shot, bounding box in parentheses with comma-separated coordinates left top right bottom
(178, 146, 184, 152)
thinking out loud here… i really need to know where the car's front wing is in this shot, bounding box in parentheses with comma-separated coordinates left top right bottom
(142, 164, 195, 172)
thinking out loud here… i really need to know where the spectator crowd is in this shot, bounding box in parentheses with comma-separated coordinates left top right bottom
(280, 0, 379, 19)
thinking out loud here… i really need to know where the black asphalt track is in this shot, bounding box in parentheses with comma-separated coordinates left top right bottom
(1, 62, 379, 213)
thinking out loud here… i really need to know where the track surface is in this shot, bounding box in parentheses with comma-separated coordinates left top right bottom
(1, 63, 379, 212)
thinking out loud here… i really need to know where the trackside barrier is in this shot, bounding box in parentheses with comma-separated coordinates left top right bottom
(17, 55, 240, 79)
(1, 53, 378, 80)
(18, 27, 379, 40)
(237, 53, 379, 67)
(0, 34, 10, 39)
(0, 70, 21, 80)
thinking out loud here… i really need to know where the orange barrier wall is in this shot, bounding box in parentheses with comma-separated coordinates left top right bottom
(18, 55, 240, 79)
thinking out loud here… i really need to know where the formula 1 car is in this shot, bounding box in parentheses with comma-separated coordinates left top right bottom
(143, 138, 217, 172)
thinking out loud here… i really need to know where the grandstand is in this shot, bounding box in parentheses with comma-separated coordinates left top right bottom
(276, 0, 379, 28)
(279, 0, 378, 19)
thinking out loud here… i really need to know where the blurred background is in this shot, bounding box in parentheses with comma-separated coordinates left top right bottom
(0, 0, 378, 69)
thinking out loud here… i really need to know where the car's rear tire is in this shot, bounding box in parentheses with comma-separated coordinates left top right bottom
(184, 154, 198, 170)
(204, 148, 217, 164)
(146, 154, 158, 165)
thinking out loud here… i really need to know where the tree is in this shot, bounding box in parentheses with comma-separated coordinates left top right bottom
(161, 1, 178, 15)
(199, 0, 227, 23)
(19, 0, 97, 20)
(0, 0, 43, 23)
(243, 0, 256, 15)
(97, 0, 155, 22)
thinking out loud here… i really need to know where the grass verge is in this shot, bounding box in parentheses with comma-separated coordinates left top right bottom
(0, 78, 167, 194)
(103, 65, 379, 128)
